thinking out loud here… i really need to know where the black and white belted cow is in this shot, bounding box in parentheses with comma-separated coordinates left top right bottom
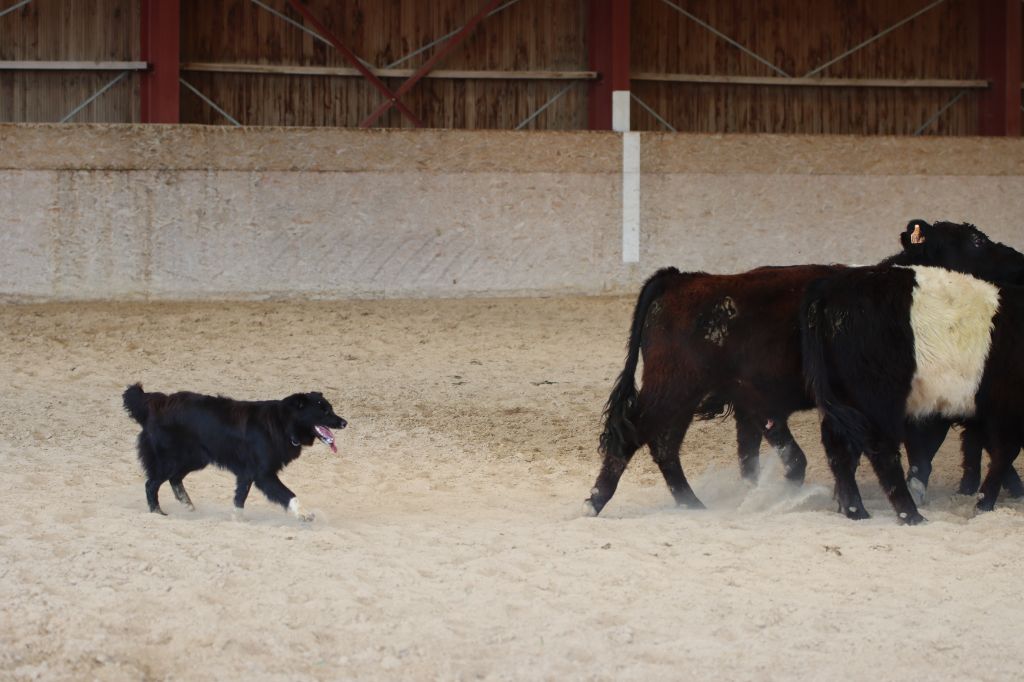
(801, 262, 1024, 523)
(881, 220, 1024, 501)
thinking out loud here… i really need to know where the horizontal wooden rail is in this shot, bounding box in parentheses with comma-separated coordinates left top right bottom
(182, 62, 597, 80)
(0, 61, 148, 71)
(632, 72, 990, 89)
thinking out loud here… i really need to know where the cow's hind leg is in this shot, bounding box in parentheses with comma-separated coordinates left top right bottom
(763, 419, 807, 484)
(821, 417, 870, 520)
(648, 412, 705, 510)
(586, 445, 640, 517)
(734, 410, 763, 483)
(864, 441, 925, 525)
(638, 390, 705, 510)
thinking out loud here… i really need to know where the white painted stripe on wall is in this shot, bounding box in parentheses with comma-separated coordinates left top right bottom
(612, 90, 631, 132)
(622, 131, 640, 263)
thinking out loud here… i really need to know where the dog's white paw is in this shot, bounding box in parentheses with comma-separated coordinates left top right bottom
(288, 498, 315, 522)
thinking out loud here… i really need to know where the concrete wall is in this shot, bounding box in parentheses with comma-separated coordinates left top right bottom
(2, 124, 1024, 301)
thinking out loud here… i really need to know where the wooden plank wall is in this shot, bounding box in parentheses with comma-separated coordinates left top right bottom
(632, 0, 979, 135)
(0, 0, 1012, 134)
(179, 0, 589, 129)
(0, 0, 139, 123)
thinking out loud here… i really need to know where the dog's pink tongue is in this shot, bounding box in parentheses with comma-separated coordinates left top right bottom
(314, 425, 337, 453)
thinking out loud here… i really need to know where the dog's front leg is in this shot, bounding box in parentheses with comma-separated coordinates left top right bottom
(255, 474, 313, 522)
(232, 477, 253, 520)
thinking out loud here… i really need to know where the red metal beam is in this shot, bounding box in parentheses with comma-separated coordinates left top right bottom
(978, 0, 1021, 136)
(285, 0, 424, 128)
(360, 0, 503, 128)
(588, 0, 631, 130)
(140, 0, 180, 123)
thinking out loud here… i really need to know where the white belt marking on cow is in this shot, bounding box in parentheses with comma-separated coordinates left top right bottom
(905, 266, 998, 419)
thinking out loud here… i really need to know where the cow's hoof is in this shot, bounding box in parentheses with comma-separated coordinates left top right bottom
(675, 494, 707, 511)
(842, 505, 870, 521)
(897, 510, 926, 525)
(1003, 482, 1024, 499)
(975, 495, 996, 513)
(907, 477, 927, 506)
(957, 480, 980, 496)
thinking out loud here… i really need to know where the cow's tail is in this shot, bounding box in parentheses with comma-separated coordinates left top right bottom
(799, 283, 871, 455)
(599, 267, 679, 459)
(122, 383, 150, 425)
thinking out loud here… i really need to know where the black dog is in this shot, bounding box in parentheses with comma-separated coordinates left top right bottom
(122, 384, 347, 521)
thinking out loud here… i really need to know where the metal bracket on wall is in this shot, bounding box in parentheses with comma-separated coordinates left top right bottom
(60, 70, 130, 123)
(515, 81, 579, 130)
(630, 93, 676, 132)
(913, 88, 971, 136)
(0, 0, 33, 20)
(179, 78, 241, 127)
(654, 0, 952, 131)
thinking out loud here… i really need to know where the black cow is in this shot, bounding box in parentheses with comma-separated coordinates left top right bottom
(801, 264, 1024, 523)
(585, 220, 1023, 517)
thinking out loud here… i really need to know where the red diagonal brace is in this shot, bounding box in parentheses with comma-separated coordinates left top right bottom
(360, 0, 504, 128)
(286, 0, 424, 128)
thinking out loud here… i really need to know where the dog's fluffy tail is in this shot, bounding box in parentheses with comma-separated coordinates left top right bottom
(122, 383, 149, 425)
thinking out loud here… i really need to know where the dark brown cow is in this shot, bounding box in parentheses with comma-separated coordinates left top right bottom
(586, 264, 838, 516)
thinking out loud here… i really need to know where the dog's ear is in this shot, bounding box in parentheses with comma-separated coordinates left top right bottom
(284, 393, 307, 410)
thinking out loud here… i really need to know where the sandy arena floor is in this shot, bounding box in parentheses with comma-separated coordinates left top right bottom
(1, 296, 1022, 681)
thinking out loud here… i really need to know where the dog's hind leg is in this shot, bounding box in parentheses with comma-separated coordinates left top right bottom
(169, 478, 195, 511)
(145, 478, 167, 515)
(137, 438, 167, 515)
(232, 477, 253, 520)
(255, 474, 313, 521)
